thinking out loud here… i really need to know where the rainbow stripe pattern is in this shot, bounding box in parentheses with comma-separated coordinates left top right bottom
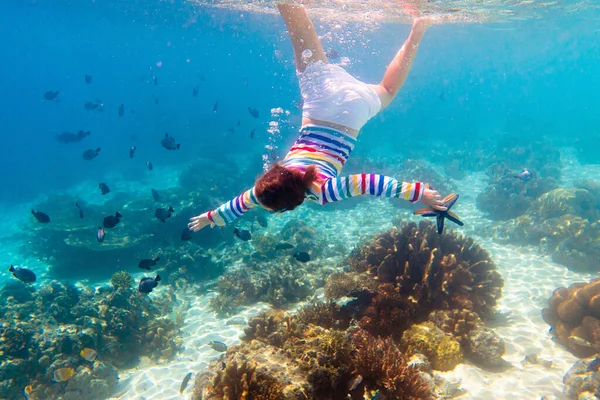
(207, 125, 424, 226)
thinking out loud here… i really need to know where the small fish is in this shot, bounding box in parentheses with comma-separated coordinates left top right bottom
(568, 335, 598, 349)
(97, 226, 105, 242)
(99, 183, 111, 195)
(237, 119, 241, 127)
(207, 340, 228, 352)
(227, 127, 235, 134)
(155, 206, 174, 222)
(55, 130, 90, 144)
(44, 91, 60, 101)
(80, 348, 98, 361)
(326, 49, 340, 60)
(181, 227, 193, 241)
(53, 368, 75, 382)
(152, 94, 159, 104)
(192, 86, 199, 97)
(129, 146, 136, 159)
(84, 101, 100, 111)
(250, 129, 255, 139)
(146, 161, 154, 171)
(152, 74, 158, 85)
(254, 215, 268, 228)
(82, 148, 101, 160)
(84, 74, 92, 84)
(161, 133, 180, 150)
(24, 384, 33, 397)
(9, 265, 36, 283)
(233, 228, 251, 241)
(589, 356, 600, 371)
(138, 257, 160, 270)
(275, 242, 294, 250)
(180, 372, 193, 395)
(514, 168, 531, 181)
(150, 189, 161, 202)
(31, 209, 50, 223)
(76, 202, 84, 219)
(293, 252, 311, 263)
(103, 212, 122, 229)
(248, 107, 259, 118)
(213, 101, 218, 113)
(348, 374, 363, 391)
(138, 274, 161, 294)
(118, 104, 124, 117)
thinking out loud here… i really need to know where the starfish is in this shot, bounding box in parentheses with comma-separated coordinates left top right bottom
(413, 193, 464, 234)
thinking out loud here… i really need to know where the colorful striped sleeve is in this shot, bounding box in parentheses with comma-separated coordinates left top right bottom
(206, 187, 260, 226)
(318, 174, 425, 205)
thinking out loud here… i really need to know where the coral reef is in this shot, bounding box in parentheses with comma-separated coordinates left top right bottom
(110, 271, 134, 289)
(462, 326, 508, 370)
(400, 322, 463, 371)
(542, 279, 600, 358)
(0, 280, 183, 400)
(329, 221, 502, 339)
(563, 357, 600, 399)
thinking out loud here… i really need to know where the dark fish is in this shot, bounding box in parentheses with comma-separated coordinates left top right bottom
(326, 49, 340, 60)
(250, 129, 255, 139)
(8, 265, 36, 283)
(151, 188, 161, 202)
(99, 183, 111, 195)
(103, 212, 122, 228)
(275, 242, 294, 250)
(84, 101, 99, 111)
(192, 86, 199, 97)
(213, 101, 218, 113)
(227, 127, 235, 134)
(181, 227, 193, 241)
(55, 130, 90, 144)
(146, 161, 154, 171)
(152, 74, 158, 85)
(180, 372, 193, 395)
(514, 168, 532, 181)
(129, 146, 136, 159)
(152, 94, 159, 104)
(233, 228, 251, 241)
(118, 104, 124, 117)
(97, 226, 105, 242)
(44, 91, 60, 101)
(82, 148, 101, 160)
(76, 202, 84, 219)
(138, 257, 160, 270)
(138, 274, 161, 294)
(84, 74, 92, 84)
(254, 215, 268, 228)
(161, 133, 180, 150)
(237, 119, 241, 127)
(248, 107, 259, 118)
(31, 210, 50, 223)
(155, 206, 174, 222)
(293, 252, 311, 263)
(207, 340, 228, 352)
(199, 75, 205, 82)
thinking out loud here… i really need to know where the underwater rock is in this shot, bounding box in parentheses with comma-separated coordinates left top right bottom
(551, 220, 600, 272)
(542, 279, 600, 358)
(401, 322, 463, 371)
(330, 221, 503, 339)
(531, 188, 597, 221)
(563, 357, 600, 399)
(463, 326, 509, 370)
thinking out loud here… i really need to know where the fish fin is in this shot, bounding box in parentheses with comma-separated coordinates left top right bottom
(169, 206, 174, 212)
(9, 265, 14, 272)
(155, 274, 161, 282)
(115, 212, 122, 218)
(446, 212, 464, 226)
(154, 257, 160, 262)
(31, 209, 35, 214)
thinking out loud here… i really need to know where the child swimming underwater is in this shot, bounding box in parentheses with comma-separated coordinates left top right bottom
(189, 3, 446, 232)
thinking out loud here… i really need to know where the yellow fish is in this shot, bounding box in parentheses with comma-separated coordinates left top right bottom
(24, 385, 33, 398)
(80, 348, 98, 362)
(53, 367, 75, 382)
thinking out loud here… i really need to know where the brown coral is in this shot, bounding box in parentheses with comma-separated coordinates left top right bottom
(429, 309, 481, 344)
(352, 329, 434, 399)
(202, 353, 285, 400)
(296, 301, 346, 330)
(542, 278, 600, 358)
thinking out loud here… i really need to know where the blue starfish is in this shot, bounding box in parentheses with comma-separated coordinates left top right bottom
(413, 193, 464, 234)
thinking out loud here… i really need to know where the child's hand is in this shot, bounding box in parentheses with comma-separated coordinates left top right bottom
(188, 212, 214, 232)
(421, 188, 447, 211)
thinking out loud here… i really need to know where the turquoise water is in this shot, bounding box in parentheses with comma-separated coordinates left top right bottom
(2, 1, 600, 399)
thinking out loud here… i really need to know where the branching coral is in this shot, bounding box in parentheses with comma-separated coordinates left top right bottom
(429, 309, 481, 344)
(110, 271, 134, 289)
(352, 329, 434, 399)
(542, 279, 600, 358)
(330, 221, 502, 339)
(296, 301, 346, 330)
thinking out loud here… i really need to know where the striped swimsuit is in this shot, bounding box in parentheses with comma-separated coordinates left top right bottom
(206, 124, 424, 227)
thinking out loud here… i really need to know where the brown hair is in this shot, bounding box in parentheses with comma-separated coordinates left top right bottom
(255, 164, 317, 212)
